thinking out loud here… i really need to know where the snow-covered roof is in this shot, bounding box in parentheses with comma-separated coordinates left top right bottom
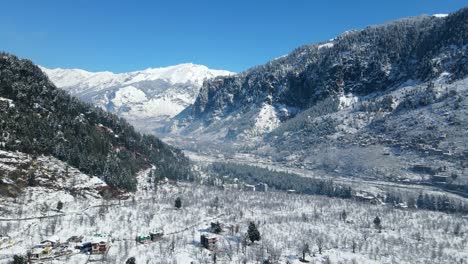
(42, 236, 59, 243)
(30, 247, 44, 254)
(86, 234, 109, 244)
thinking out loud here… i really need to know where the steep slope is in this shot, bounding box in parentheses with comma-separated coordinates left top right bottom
(0, 53, 194, 193)
(41, 64, 233, 133)
(173, 8, 467, 140)
(168, 8, 468, 189)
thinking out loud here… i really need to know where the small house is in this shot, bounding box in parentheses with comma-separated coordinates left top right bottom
(91, 241, 109, 254)
(243, 184, 255, 192)
(40, 237, 60, 248)
(76, 242, 92, 253)
(411, 164, 434, 175)
(89, 234, 109, 255)
(150, 231, 164, 241)
(29, 246, 53, 260)
(136, 235, 151, 244)
(354, 192, 381, 204)
(200, 234, 217, 251)
(255, 183, 268, 192)
(431, 174, 450, 183)
(67, 235, 83, 243)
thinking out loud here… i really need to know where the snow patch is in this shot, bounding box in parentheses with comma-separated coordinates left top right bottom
(252, 104, 281, 136)
(111, 86, 147, 107)
(318, 42, 334, 50)
(338, 93, 359, 110)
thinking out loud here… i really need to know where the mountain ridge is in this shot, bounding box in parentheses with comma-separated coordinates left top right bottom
(0, 53, 195, 192)
(41, 63, 234, 133)
(164, 8, 468, 190)
(172, 8, 467, 138)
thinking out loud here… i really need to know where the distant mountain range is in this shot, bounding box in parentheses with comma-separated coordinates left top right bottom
(41, 64, 233, 132)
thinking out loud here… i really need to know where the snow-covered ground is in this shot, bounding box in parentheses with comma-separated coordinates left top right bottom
(0, 168, 466, 263)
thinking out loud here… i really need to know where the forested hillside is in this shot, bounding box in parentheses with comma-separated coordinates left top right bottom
(167, 8, 468, 189)
(0, 53, 194, 191)
(190, 8, 467, 120)
(171, 8, 467, 141)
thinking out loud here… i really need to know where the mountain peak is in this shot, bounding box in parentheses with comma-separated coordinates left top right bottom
(42, 63, 234, 133)
(41, 63, 234, 89)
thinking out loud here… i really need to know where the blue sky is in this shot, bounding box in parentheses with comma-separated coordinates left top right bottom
(1, 0, 466, 73)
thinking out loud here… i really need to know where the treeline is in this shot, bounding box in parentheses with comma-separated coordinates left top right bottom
(208, 162, 352, 199)
(209, 162, 468, 214)
(0, 53, 194, 191)
(385, 192, 468, 214)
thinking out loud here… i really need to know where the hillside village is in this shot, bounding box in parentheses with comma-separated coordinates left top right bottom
(0, 166, 467, 263)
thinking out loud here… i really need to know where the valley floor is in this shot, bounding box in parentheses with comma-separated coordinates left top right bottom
(0, 169, 467, 264)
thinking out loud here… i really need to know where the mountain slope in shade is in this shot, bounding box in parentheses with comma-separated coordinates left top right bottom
(0, 53, 195, 192)
(41, 64, 234, 132)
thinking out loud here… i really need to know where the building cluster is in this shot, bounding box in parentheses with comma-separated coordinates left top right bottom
(222, 182, 269, 192)
(28, 234, 110, 261)
(199, 221, 230, 251)
(135, 230, 164, 244)
(411, 164, 458, 184)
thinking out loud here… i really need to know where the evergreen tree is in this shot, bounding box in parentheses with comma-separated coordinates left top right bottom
(340, 210, 347, 222)
(12, 255, 26, 264)
(175, 197, 182, 209)
(125, 257, 136, 264)
(247, 222, 261, 243)
(211, 221, 223, 234)
(56, 201, 63, 211)
(373, 216, 382, 232)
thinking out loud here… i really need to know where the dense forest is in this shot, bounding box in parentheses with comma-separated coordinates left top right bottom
(0, 53, 194, 191)
(190, 7, 467, 120)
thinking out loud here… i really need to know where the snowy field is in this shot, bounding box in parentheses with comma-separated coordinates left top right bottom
(0, 169, 467, 264)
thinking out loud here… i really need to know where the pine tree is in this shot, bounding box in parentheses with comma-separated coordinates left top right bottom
(175, 197, 182, 209)
(340, 210, 347, 222)
(125, 257, 136, 264)
(56, 201, 63, 211)
(373, 216, 382, 232)
(13, 255, 26, 264)
(247, 222, 261, 243)
(416, 194, 425, 209)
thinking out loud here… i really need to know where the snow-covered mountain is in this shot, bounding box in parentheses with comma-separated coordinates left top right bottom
(167, 8, 468, 185)
(174, 9, 467, 141)
(41, 64, 234, 132)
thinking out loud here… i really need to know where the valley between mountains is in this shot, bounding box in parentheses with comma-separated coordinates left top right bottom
(0, 7, 467, 264)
